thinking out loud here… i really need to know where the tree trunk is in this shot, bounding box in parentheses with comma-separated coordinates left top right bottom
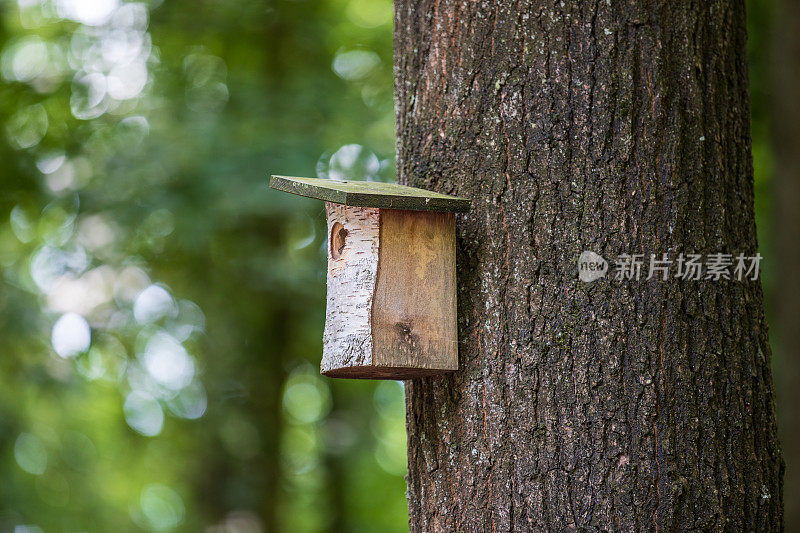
(394, 1, 784, 531)
(772, 0, 800, 528)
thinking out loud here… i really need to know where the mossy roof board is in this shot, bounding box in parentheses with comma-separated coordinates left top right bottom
(270, 175, 471, 212)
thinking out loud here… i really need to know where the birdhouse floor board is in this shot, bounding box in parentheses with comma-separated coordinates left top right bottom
(322, 365, 457, 380)
(270, 175, 470, 212)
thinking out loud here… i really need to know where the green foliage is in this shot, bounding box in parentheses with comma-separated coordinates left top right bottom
(0, 0, 405, 530)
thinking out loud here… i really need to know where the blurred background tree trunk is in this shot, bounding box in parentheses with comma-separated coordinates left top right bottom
(772, 0, 800, 528)
(395, 0, 784, 530)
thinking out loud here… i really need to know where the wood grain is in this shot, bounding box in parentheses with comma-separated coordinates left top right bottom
(372, 209, 458, 375)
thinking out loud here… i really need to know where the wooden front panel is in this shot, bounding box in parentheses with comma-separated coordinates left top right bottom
(372, 209, 458, 372)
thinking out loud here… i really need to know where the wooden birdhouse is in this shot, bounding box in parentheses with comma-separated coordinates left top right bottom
(269, 176, 470, 379)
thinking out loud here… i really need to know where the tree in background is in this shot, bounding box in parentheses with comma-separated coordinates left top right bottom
(772, 0, 800, 526)
(396, 0, 784, 530)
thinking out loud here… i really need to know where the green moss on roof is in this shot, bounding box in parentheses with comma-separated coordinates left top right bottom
(269, 175, 471, 212)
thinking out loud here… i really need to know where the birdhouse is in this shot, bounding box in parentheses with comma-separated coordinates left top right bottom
(269, 176, 470, 379)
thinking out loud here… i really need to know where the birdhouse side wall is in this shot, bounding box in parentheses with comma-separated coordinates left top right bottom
(321, 203, 380, 374)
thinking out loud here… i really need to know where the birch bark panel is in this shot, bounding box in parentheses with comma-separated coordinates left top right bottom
(372, 209, 458, 372)
(321, 203, 380, 375)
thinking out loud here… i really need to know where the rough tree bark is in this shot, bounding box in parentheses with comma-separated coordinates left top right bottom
(394, 1, 784, 531)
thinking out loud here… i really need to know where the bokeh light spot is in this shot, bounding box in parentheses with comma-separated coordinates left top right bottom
(13, 526, 44, 533)
(57, 0, 120, 26)
(137, 484, 185, 531)
(6, 103, 48, 149)
(327, 144, 380, 181)
(51, 312, 91, 358)
(36, 152, 66, 174)
(1, 35, 48, 82)
(133, 284, 174, 324)
(141, 331, 195, 390)
(31, 245, 88, 291)
(14, 433, 48, 475)
(107, 59, 147, 99)
(123, 391, 164, 436)
(332, 49, 380, 80)
(166, 381, 207, 420)
(70, 71, 108, 120)
(282, 373, 331, 425)
(10, 205, 35, 243)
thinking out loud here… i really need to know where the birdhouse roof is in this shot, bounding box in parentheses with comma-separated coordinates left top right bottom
(270, 175, 471, 212)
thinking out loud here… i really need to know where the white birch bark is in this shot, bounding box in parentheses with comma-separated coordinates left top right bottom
(321, 202, 380, 374)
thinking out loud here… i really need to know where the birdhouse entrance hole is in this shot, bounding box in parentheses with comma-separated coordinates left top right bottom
(330, 222, 347, 260)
